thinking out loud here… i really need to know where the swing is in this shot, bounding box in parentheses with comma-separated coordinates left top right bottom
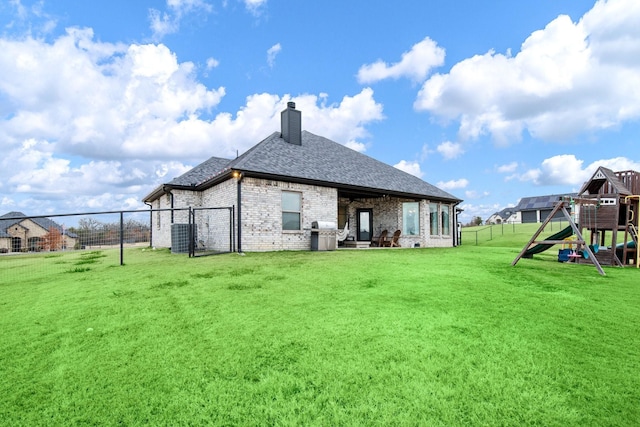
(589, 200, 600, 254)
(588, 201, 600, 255)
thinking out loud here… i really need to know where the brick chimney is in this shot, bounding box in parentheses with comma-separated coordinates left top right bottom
(281, 101, 301, 145)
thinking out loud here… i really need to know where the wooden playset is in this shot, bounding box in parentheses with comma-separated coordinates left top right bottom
(513, 167, 639, 276)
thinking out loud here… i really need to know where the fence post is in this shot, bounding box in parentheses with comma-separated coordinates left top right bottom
(120, 211, 124, 266)
(188, 207, 194, 258)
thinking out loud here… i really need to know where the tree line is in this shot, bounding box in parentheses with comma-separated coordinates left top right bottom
(67, 218, 150, 248)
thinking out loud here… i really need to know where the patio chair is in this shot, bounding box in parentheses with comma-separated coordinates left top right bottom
(389, 230, 401, 247)
(372, 229, 388, 247)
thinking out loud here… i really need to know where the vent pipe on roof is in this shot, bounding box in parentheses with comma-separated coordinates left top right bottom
(281, 101, 301, 145)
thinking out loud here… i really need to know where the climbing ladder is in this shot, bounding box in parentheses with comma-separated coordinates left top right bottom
(623, 195, 640, 268)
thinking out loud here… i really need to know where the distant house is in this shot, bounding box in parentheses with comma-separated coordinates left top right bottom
(0, 212, 78, 253)
(143, 103, 463, 251)
(487, 207, 517, 224)
(511, 193, 578, 223)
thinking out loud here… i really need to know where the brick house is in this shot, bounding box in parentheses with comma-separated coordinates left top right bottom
(143, 103, 462, 252)
(0, 212, 78, 253)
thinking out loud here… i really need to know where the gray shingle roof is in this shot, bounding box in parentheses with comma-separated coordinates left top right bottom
(169, 156, 232, 186)
(578, 166, 632, 196)
(154, 131, 460, 202)
(514, 193, 577, 211)
(0, 211, 77, 238)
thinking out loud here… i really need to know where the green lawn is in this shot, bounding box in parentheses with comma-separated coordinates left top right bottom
(1, 239, 639, 425)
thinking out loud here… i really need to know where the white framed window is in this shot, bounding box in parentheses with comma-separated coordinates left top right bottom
(441, 205, 450, 235)
(429, 203, 439, 235)
(282, 191, 302, 231)
(402, 202, 420, 236)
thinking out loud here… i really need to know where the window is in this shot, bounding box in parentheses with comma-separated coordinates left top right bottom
(402, 202, 419, 236)
(441, 205, 450, 235)
(282, 191, 301, 230)
(429, 203, 439, 235)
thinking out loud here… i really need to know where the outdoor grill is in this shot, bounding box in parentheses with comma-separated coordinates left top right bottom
(311, 221, 337, 251)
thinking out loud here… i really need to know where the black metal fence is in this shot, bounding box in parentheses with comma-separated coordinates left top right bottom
(460, 220, 571, 246)
(0, 206, 234, 285)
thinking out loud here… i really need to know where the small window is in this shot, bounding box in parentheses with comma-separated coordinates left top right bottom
(441, 205, 450, 235)
(402, 202, 419, 236)
(282, 191, 301, 231)
(429, 203, 439, 235)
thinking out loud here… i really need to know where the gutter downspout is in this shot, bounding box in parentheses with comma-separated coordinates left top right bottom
(236, 172, 244, 253)
(163, 186, 175, 224)
(144, 201, 153, 248)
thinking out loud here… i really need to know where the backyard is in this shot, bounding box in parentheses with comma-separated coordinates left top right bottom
(1, 229, 639, 425)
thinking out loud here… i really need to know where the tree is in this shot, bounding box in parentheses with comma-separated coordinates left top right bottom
(42, 227, 63, 251)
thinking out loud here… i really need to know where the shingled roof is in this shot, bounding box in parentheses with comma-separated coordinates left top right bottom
(514, 193, 577, 211)
(578, 166, 632, 196)
(0, 211, 77, 238)
(147, 130, 461, 203)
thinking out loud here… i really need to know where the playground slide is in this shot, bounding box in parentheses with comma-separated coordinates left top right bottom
(523, 225, 574, 258)
(615, 240, 637, 262)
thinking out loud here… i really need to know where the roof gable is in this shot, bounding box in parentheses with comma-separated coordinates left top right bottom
(578, 166, 632, 196)
(155, 131, 460, 202)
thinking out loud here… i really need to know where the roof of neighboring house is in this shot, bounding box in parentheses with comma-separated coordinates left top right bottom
(490, 207, 516, 219)
(514, 193, 577, 211)
(146, 131, 461, 203)
(0, 211, 78, 238)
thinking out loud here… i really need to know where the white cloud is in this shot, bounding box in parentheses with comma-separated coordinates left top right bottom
(149, 0, 213, 40)
(244, 0, 267, 15)
(437, 178, 469, 191)
(436, 141, 464, 160)
(357, 37, 445, 84)
(415, 0, 640, 144)
(517, 154, 640, 186)
(0, 29, 384, 212)
(394, 160, 423, 178)
(267, 43, 281, 68)
(497, 162, 518, 173)
(464, 190, 490, 200)
(206, 57, 219, 69)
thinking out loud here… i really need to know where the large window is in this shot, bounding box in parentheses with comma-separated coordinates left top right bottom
(282, 191, 301, 230)
(429, 203, 439, 235)
(441, 205, 450, 235)
(403, 202, 420, 236)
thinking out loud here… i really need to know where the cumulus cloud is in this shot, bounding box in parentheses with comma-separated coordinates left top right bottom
(415, 0, 640, 144)
(517, 154, 640, 186)
(437, 178, 469, 191)
(267, 43, 281, 68)
(149, 0, 213, 40)
(357, 37, 445, 84)
(206, 57, 219, 69)
(464, 190, 490, 200)
(497, 162, 519, 173)
(436, 141, 464, 160)
(244, 0, 267, 16)
(394, 160, 423, 178)
(0, 29, 384, 212)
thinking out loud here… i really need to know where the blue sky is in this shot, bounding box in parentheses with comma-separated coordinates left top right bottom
(1, 0, 639, 223)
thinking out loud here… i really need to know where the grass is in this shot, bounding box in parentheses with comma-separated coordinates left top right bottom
(1, 238, 639, 425)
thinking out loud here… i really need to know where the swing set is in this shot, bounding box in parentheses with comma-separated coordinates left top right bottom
(512, 197, 605, 276)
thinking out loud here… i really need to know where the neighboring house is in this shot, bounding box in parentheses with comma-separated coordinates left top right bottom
(486, 207, 517, 224)
(143, 103, 463, 252)
(0, 212, 78, 253)
(512, 193, 578, 223)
